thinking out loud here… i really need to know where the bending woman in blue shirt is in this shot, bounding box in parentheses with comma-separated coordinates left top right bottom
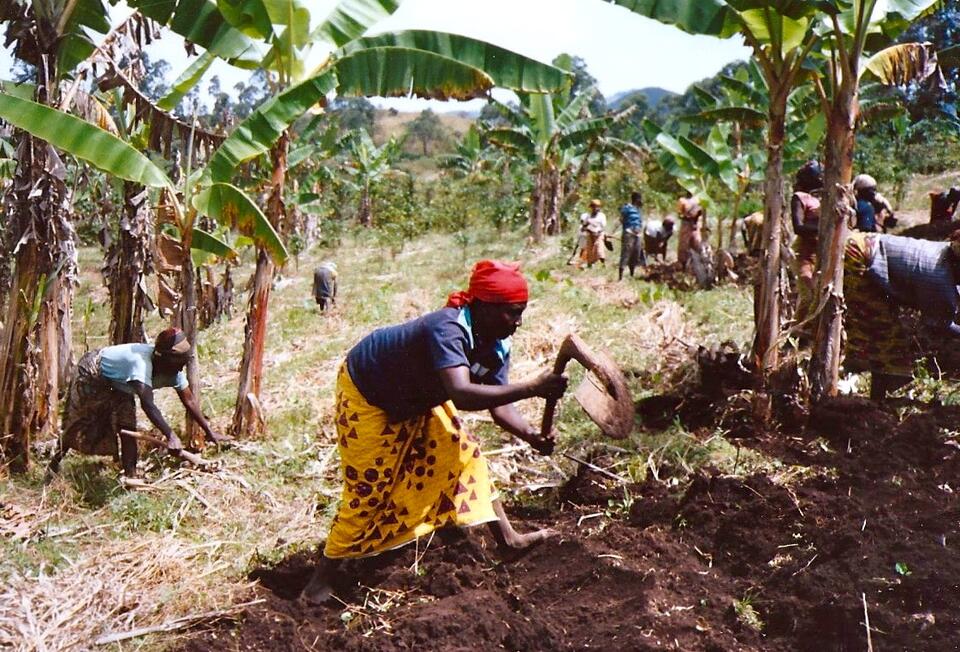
(302, 260, 568, 605)
(48, 328, 226, 478)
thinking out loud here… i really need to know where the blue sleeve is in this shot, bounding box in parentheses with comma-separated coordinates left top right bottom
(173, 370, 189, 390)
(426, 318, 471, 371)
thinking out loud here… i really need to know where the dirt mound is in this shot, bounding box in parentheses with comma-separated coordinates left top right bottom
(183, 401, 960, 651)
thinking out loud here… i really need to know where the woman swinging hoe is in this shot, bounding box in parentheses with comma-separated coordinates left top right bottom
(302, 260, 568, 604)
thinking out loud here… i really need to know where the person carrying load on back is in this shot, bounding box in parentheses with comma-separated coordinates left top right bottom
(578, 199, 608, 268)
(676, 193, 704, 267)
(618, 191, 646, 280)
(301, 260, 568, 605)
(48, 328, 228, 478)
(790, 160, 824, 323)
(313, 261, 338, 311)
(844, 230, 960, 399)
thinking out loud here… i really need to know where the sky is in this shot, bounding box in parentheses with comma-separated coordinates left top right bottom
(3, 0, 753, 112)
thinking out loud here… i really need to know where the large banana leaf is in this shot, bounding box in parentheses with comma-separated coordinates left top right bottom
(485, 128, 536, 159)
(159, 51, 217, 111)
(313, 0, 402, 48)
(205, 71, 336, 181)
(192, 183, 288, 264)
(557, 116, 615, 150)
(605, 0, 734, 37)
(682, 106, 766, 126)
(337, 31, 569, 94)
(0, 94, 171, 188)
(555, 88, 596, 130)
(333, 47, 494, 100)
(862, 42, 940, 86)
(527, 93, 557, 149)
(192, 227, 238, 259)
(127, 0, 262, 65)
(57, 0, 111, 79)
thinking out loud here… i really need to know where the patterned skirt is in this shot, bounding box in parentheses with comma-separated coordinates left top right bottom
(60, 350, 137, 456)
(324, 365, 498, 559)
(843, 233, 917, 377)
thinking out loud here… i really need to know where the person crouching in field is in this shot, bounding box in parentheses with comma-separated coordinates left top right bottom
(48, 328, 227, 478)
(643, 217, 675, 262)
(313, 261, 338, 311)
(301, 260, 568, 605)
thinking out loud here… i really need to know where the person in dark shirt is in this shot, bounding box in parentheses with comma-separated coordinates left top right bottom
(618, 191, 646, 280)
(854, 174, 879, 232)
(301, 260, 568, 605)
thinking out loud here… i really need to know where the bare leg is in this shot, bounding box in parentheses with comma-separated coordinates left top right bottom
(487, 499, 556, 550)
(119, 431, 139, 478)
(301, 555, 341, 605)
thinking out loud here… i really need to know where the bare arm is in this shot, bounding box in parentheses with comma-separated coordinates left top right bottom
(130, 381, 182, 452)
(490, 403, 555, 455)
(177, 386, 229, 443)
(437, 366, 566, 412)
(791, 195, 817, 236)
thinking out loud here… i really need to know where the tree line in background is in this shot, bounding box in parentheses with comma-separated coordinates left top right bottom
(1, 0, 960, 473)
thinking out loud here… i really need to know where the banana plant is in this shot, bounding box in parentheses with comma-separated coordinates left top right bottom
(0, 0, 119, 468)
(680, 60, 825, 248)
(807, 0, 942, 401)
(337, 128, 404, 227)
(485, 73, 634, 240)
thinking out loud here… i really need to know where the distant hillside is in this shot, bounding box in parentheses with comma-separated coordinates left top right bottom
(609, 87, 676, 109)
(373, 109, 474, 145)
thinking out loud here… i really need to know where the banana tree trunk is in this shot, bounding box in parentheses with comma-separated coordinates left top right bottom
(231, 134, 288, 438)
(530, 164, 548, 242)
(174, 223, 204, 447)
(751, 86, 790, 377)
(809, 84, 859, 402)
(0, 132, 71, 471)
(545, 166, 562, 236)
(358, 181, 372, 227)
(106, 182, 153, 345)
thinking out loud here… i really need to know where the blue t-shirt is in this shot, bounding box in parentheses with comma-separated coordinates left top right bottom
(856, 198, 877, 232)
(620, 204, 643, 231)
(346, 306, 510, 422)
(99, 343, 189, 395)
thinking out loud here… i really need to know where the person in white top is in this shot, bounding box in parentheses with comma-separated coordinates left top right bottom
(578, 198, 608, 268)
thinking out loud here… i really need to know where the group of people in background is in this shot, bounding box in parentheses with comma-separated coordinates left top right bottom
(574, 190, 681, 280)
(784, 159, 960, 400)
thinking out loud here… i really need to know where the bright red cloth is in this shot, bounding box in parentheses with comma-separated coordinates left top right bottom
(446, 260, 529, 307)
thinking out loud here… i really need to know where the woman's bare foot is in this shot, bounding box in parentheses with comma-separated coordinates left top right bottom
(300, 557, 338, 606)
(500, 526, 558, 550)
(489, 500, 557, 552)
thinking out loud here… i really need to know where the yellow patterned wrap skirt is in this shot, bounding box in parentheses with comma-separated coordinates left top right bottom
(324, 365, 498, 559)
(843, 232, 916, 377)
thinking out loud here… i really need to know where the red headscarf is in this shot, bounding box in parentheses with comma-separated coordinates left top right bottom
(446, 260, 529, 308)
